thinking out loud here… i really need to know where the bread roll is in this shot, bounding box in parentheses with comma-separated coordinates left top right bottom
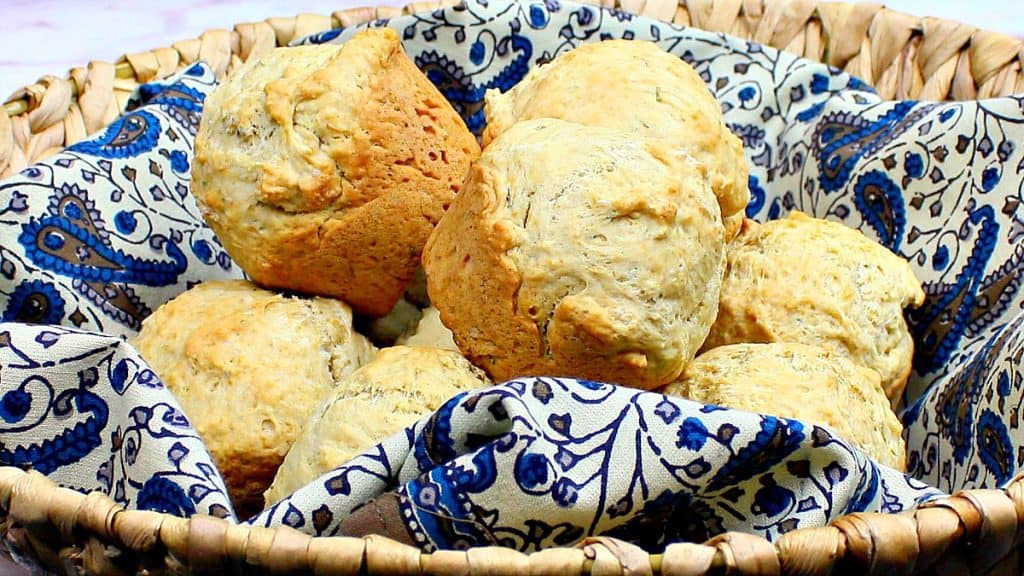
(483, 39, 748, 223)
(264, 346, 490, 504)
(704, 212, 925, 400)
(661, 343, 906, 470)
(424, 118, 725, 389)
(132, 280, 375, 518)
(192, 28, 480, 316)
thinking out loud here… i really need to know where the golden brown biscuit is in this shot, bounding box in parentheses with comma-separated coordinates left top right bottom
(483, 39, 748, 221)
(424, 118, 725, 389)
(396, 306, 459, 351)
(264, 346, 490, 504)
(661, 343, 906, 470)
(192, 29, 480, 316)
(704, 212, 925, 401)
(132, 280, 375, 518)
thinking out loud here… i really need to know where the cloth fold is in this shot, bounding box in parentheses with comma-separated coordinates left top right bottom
(253, 376, 942, 551)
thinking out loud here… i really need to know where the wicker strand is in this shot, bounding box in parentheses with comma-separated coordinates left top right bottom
(0, 468, 1023, 574)
(2, 0, 1024, 177)
(579, 537, 653, 575)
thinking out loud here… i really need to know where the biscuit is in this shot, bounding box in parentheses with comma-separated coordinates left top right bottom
(264, 346, 490, 504)
(192, 29, 480, 316)
(661, 343, 906, 470)
(396, 306, 459, 351)
(423, 118, 725, 389)
(483, 39, 748, 221)
(704, 212, 925, 400)
(131, 280, 375, 518)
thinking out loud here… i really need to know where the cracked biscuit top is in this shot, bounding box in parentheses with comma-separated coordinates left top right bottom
(424, 118, 726, 390)
(483, 39, 749, 226)
(131, 280, 376, 519)
(192, 28, 480, 316)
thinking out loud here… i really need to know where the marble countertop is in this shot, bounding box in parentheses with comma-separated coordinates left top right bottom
(2, 0, 1022, 100)
(0, 0, 401, 99)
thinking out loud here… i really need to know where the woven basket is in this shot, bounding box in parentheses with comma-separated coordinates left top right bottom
(1, 0, 1023, 574)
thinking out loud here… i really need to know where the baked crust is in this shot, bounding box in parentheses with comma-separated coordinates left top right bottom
(131, 280, 375, 518)
(704, 212, 925, 401)
(192, 29, 480, 316)
(483, 39, 748, 221)
(662, 342, 906, 470)
(424, 118, 725, 389)
(264, 346, 490, 504)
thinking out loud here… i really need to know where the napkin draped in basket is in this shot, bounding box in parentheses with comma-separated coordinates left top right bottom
(0, 0, 1022, 554)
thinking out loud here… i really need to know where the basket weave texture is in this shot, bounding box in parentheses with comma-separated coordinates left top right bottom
(0, 1, 1023, 574)
(3, 0, 1024, 179)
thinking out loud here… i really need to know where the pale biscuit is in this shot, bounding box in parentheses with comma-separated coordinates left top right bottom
(483, 39, 748, 221)
(264, 346, 490, 504)
(704, 212, 925, 400)
(131, 280, 375, 518)
(661, 342, 906, 470)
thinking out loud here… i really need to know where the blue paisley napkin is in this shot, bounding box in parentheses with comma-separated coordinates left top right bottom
(252, 376, 941, 550)
(0, 324, 235, 520)
(0, 65, 241, 521)
(0, 0, 1022, 556)
(0, 64, 242, 337)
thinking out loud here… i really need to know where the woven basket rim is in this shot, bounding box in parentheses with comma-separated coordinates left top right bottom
(1, 1, 1024, 574)
(3, 467, 1023, 574)
(3, 0, 1024, 177)
(4, 0, 1024, 117)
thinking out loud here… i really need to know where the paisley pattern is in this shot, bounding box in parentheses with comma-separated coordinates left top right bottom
(2, 280, 65, 324)
(903, 311, 1024, 491)
(0, 324, 233, 519)
(2, 0, 1024, 558)
(254, 378, 940, 551)
(66, 111, 162, 158)
(0, 65, 242, 336)
(135, 79, 206, 136)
